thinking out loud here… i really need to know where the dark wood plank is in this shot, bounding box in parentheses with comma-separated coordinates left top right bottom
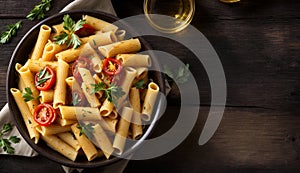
(125, 106, 300, 173)
(0, 0, 73, 17)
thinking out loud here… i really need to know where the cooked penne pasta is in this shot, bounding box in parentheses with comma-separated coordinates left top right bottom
(115, 67, 137, 109)
(30, 25, 51, 60)
(129, 87, 143, 140)
(89, 31, 117, 48)
(53, 58, 69, 109)
(16, 64, 40, 114)
(58, 106, 102, 121)
(115, 30, 126, 41)
(108, 109, 118, 119)
(36, 124, 71, 136)
(41, 40, 67, 61)
(57, 132, 81, 151)
(55, 117, 77, 127)
(52, 23, 64, 34)
(79, 67, 102, 103)
(71, 123, 98, 161)
(92, 124, 114, 159)
(24, 59, 58, 73)
(83, 15, 118, 32)
(65, 76, 81, 91)
(55, 44, 86, 62)
(116, 54, 151, 67)
(99, 98, 114, 117)
(10, 88, 40, 144)
(39, 89, 54, 103)
(113, 107, 133, 155)
(135, 67, 149, 80)
(99, 117, 118, 133)
(141, 82, 160, 121)
(41, 135, 78, 161)
(98, 38, 141, 58)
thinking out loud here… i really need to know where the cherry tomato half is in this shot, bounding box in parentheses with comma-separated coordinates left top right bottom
(34, 103, 57, 126)
(75, 24, 95, 37)
(102, 58, 122, 76)
(35, 66, 56, 91)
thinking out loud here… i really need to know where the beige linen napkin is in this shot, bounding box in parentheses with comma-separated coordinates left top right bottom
(0, 0, 118, 172)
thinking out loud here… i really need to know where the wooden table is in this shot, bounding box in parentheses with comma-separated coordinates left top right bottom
(0, 0, 299, 172)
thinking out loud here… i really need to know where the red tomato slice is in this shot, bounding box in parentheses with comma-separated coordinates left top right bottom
(75, 24, 95, 37)
(34, 103, 57, 126)
(102, 58, 122, 76)
(35, 66, 56, 91)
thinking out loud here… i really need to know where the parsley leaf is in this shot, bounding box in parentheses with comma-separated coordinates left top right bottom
(0, 123, 21, 154)
(22, 87, 35, 102)
(90, 82, 125, 106)
(0, 21, 22, 44)
(22, 87, 40, 102)
(71, 92, 81, 106)
(163, 63, 191, 84)
(26, 0, 52, 21)
(53, 32, 68, 45)
(134, 79, 145, 89)
(76, 123, 94, 137)
(69, 33, 81, 49)
(54, 14, 86, 49)
(90, 82, 106, 94)
(36, 68, 52, 87)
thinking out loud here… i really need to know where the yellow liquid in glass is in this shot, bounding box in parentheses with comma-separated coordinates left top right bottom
(144, 0, 195, 33)
(219, 0, 240, 3)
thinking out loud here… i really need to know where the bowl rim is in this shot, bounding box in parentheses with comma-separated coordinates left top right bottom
(6, 10, 166, 168)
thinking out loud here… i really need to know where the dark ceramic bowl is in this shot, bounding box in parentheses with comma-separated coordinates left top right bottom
(6, 10, 165, 168)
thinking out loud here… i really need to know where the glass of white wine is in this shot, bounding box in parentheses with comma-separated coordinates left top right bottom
(143, 0, 195, 33)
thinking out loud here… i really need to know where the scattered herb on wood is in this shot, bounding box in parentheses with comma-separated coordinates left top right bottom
(163, 63, 191, 84)
(26, 0, 52, 21)
(0, 123, 21, 154)
(0, 21, 22, 44)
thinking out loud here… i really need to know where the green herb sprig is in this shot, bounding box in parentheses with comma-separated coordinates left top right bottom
(0, 123, 21, 154)
(1, 0, 52, 44)
(54, 14, 86, 49)
(90, 82, 125, 106)
(71, 92, 81, 106)
(0, 21, 22, 44)
(22, 87, 40, 102)
(26, 0, 52, 21)
(163, 64, 191, 84)
(36, 68, 52, 87)
(76, 123, 94, 137)
(134, 79, 146, 89)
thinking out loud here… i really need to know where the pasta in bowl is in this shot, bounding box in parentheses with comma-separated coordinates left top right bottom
(6, 11, 165, 168)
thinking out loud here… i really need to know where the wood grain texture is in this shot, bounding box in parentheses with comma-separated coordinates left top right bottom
(0, 0, 299, 172)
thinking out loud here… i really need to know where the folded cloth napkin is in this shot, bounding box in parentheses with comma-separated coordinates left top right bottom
(0, 0, 118, 172)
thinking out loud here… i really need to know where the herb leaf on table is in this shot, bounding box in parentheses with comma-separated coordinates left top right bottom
(26, 0, 52, 21)
(0, 21, 22, 44)
(0, 123, 21, 154)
